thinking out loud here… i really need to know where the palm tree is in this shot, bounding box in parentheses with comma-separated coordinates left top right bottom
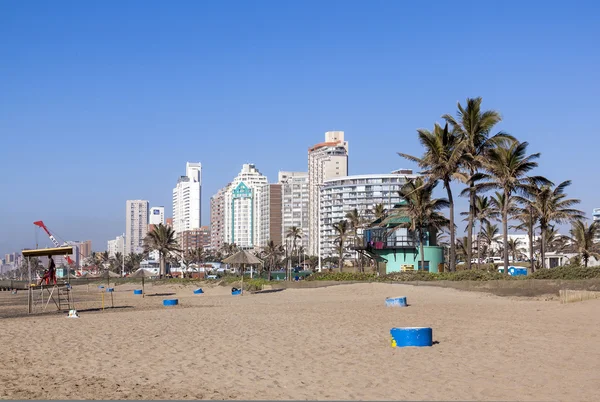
(482, 221, 501, 258)
(507, 238, 524, 262)
(462, 195, 499, 267)
(263, 240, 283, 280)
(443, 97, 512, 270)
(285, 226, 303, 264)
(399, 122, 467, 272)
(481, 141, 547, 273)
(332, 220, 349, 271)
(511, 193, 539, 271)
(529, 180, 584, 269)
(398, 177, 449, 271)
(567, 220, 600, 267)
(456, 236, 469, 263)
(373, 203, 386, 220)
(345, 208, 363, 271)
(144, 223, 180, 278)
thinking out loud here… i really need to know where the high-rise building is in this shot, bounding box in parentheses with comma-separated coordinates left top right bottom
(279, 171, 309, 250)
(319, 171, 417, 258)
(308, 131, 349, 255)
(210, 185, 230, 251)
(165, 218, 173, 228)
(149, 206, 165, 225)
(179, 226, 211, 251)
(126, 200, 149, 255)
(269, 183, 282, 246)
(224, 164, 270, 249)
(173, 162, 202, 234)
(108, 235, 125, 258)
(78, 240, 92, 259)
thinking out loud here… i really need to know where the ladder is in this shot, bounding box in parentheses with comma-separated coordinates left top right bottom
(34, 283, 73, 312)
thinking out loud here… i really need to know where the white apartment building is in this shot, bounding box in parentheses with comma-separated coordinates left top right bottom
(279, 171, 309, 250)
(320, 171, 417, 258)
(224, 164, 270, 249)
(126, 200, 149, 255)
(149, 206, 165, 225)
(173, 162, 202, 234)
(108, 235, 125, 258)
(308, 131, 348, 255)
(593, 208, 600, 242)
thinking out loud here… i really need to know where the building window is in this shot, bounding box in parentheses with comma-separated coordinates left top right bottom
(417, 261, 430, 272)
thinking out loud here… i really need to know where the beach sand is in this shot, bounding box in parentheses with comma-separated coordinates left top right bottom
(1, 282, 599, 400)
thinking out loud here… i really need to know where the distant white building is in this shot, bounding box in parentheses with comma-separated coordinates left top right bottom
(149, 206, 165, 225)
(224, 164, 270, 249)
(320, 171, 417, 258)
(126, 200, 149, 255)
(279, 171, 309, 250)
(108, 235, 125, 258)
(308, 131, 349, 255)
(173, 162, 202, 234)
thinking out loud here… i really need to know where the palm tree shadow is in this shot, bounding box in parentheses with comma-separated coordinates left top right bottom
(146, 292, 176, 297)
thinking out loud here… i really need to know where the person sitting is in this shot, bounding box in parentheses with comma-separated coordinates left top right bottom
(39, 269, 49, 286)
(231, 287, 239, 293)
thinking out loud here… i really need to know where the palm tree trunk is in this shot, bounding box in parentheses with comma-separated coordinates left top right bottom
(466, 181, 475, 270)
(446, 180, 456, 272)
(419, 228, 425, 272)
(477, 220, 483, 269)
(528, 210, 534, 273)
(540, 225, 546, 270)
(502, 202, 509, 274)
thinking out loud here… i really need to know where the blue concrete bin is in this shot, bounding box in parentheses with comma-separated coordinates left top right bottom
(390, 327, 433, 348)
(385, 296, 408, 307)
(163, 299, 179, 306)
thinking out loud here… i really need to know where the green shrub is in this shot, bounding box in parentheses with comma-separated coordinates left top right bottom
(529, 265, 600, 280)
(306, 272, 378, 281)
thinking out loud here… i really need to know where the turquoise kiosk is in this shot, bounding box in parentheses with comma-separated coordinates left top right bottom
(353, 202, 445, 274)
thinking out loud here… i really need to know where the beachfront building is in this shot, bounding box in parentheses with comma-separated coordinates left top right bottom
(107, 235, 125, 258)
(268, 183, 283, 245)
(319, 170, 418, 259)
(353, 202, 445, 273)
(223, 164, 270, 249)
(210, 185, 230, 251)
(149, 206, 165, 225)
(308, 131, 349, 256)
(594, 208, 600, 242)
(179, 226, 211, 251)
(126, 200, 149, 254)
(173, 162, 202, 235)
(279, 171, 309, 250)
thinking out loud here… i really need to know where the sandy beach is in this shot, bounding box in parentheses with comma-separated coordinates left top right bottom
(1, 282, 599, 401)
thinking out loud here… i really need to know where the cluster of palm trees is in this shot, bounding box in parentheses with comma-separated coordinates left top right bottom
(82, 250, 145, 274)
(398, 97, 598, 272)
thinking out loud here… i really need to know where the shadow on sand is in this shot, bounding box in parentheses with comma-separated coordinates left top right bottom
(252, 288, 286, 295)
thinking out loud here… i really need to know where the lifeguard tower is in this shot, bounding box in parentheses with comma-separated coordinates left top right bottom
(22, 246, 75, 314)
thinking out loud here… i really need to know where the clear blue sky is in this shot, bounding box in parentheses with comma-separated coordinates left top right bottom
(1, 0, 599, 255)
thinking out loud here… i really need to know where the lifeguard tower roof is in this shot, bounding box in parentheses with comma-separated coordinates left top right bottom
(22, 246, 74, 257)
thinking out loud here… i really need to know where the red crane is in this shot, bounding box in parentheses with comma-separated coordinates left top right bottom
(33, 220, 75, 266)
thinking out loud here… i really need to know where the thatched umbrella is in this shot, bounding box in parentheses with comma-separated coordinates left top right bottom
(222, 250, 263, 294)
(130, 268, 155, 297)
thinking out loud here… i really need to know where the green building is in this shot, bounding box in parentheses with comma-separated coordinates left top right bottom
(354, 205, 446, 274)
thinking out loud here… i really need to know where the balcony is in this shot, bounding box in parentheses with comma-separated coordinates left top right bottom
(351, 233, 417, 250)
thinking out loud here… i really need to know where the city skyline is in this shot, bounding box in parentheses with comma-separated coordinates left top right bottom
(2, 1, 599, 256)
